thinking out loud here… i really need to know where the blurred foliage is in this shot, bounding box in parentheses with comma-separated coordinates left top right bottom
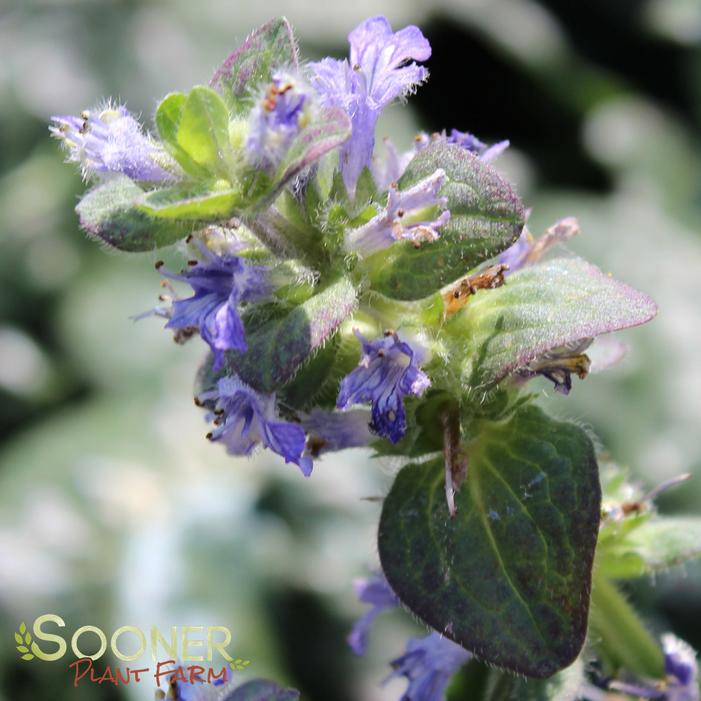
(0, 1, 699, 700)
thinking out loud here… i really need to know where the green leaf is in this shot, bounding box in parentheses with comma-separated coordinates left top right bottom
(366, 142, 526, 300)
(14, 632, 22, 644)
(227, 277, 357, 393)
(138, 184, 241, 220)
(598, 517, 701, 580)
(76, 176, 191, 251)
(379, 405, 600, 678)
(16, 645, 28, 653)
(19, 622, 26, 634)
(21, 653, 33, 661)
(449, 257, 657, 389)
(278, 332, 360, 411)
(156, 92, 211, 179)
(210, 18, 299, 112)
(175, 86, 234, 178)
(229, 679, 299, 701)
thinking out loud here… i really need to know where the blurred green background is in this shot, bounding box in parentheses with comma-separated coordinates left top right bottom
(0, 1, 700, 699)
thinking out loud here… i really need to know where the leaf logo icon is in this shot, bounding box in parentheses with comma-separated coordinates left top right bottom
(15, 622, 34, 661)
(229, 658, 251, 671)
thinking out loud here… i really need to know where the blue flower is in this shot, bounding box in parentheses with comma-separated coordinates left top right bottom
(49, 104, 170, 181)
(498, 229, 534, 272)
(247, 73, 308, 171)
(337, 331, 430, 443)
(160, 243, 270, 371)
(310, 16, 431, 195)
(302, 408, 375, 457)
(603, 634, 699, 701)
(200, 376, 313, 476)
(347, 574, 400, 655)
(499, 217, 579, 274)
(345, 169, 449, 256)
(388, 632, 472, 701)
(416, 129, 509, 163)
(663, 634, 699, 701)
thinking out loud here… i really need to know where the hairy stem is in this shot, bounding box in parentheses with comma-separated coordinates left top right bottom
(589, 568, 664, 678)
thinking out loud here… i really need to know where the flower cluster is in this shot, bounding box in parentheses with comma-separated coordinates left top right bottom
(53, 13, 671, 701)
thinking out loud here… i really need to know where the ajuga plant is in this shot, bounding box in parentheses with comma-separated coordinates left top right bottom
(50, 16, 701, 701)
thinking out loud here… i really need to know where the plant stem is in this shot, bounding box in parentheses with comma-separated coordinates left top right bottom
(589, 568, 664, 678)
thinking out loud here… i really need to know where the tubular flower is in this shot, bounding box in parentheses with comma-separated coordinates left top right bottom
(416, 129, 509, 163)
(200, 376, 313, 476)
(310, 16, 431, 195)
(499, 217, 580, 274)
(50, 104, 170, 181)
(605, 635, 699, 701)
(347, 574, 400, 655)
(337, 331, 430, 443)
(388, 632, 472, 701)
(160, 244, 270, 371)
(663, 633, 699, 701)
(246, 73, 308, 171)
(345, 169, 449, 256)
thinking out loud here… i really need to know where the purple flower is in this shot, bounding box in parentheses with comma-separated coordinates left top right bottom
(499, 217, 580, 274)
(302, 408, 375, 457)
(663, 634, 699, 701)
(200, 376, 313, 476)
(347, 574, 400, 655)
(416, 129, 509, 163)
(337, 331, 430, 443)
(50, 104, 170, 181)
(345, 169, 449, 256)
(310, 16, 431, 195)
(160, 243, 270, 371)
(605, 635, 699, 701)
(498, 229, 534, 272)
(388, 632, 472, 701)
(247, 73, 308, 171)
